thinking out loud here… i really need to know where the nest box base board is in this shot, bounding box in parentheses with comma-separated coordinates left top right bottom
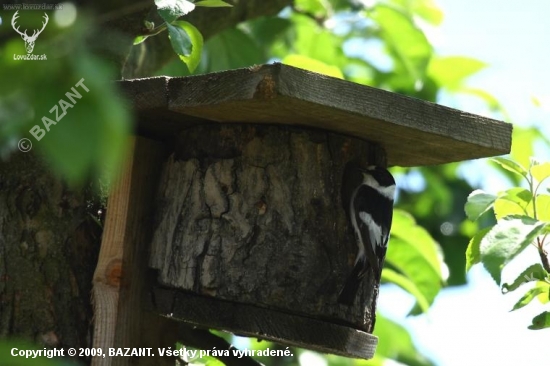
(153, 286, 377, 360)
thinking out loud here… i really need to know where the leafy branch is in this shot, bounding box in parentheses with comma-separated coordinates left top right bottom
(134, 0, 232, 72)
(465, 157, 550, 330)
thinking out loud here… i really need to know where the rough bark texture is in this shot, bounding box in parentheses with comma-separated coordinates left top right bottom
(149, 124, 387, 334)
(0, 152, 101, 363)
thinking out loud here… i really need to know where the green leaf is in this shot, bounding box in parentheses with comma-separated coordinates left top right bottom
(511, 127, 543, 170)
(155, 0, 195, 23)
(491, 157, 529, 179)
(461, 87, 508, 116)
(0, 18, 130, 185)
(344, 58, 376, 85)
(288, 14, 347, 67)
(172, 21, 203, 72)
(282, 54, 343, 79)
(133, 35, 149, 45)
(40, 67, 128, 184)
(386, 209, 443, 315)
(493, 198, 526, 220)
(205, 28, 264, 71)
(371, 5, 433, 87)
(382, 268, 430, 313)
(373, 314, 435, 366)
(390, 0, 443, 25)
(480, 215, 548, 285)
(493, 188, 533, 220)
(246, 17, 292, 47)
(537, 283, 550, 304)
(71, 56, 131, 184)
(465, 227, 491, 273)
(511, 282, 550, 311)
(294, 0, 329, 18)
(428, 56, 486, 91)
(535, 194, 550, 222)
(167, 22, 192, 57)
(194, 0, 233, 7)
(412, 0, 443, 25)
(531, 162, 550, 185)
(502, 264, 548, 293)
(464, 189, 496, 221)
(528, 311, 550, 330)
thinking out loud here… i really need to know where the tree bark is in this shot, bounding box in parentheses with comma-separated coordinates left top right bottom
(0, 151, 101, 363)
(150, 124, 387, 334)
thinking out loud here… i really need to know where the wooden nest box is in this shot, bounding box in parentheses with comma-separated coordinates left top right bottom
(93, 64, 512, 363)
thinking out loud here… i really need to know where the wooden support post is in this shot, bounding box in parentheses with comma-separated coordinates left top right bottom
(92, 136, 177, 366)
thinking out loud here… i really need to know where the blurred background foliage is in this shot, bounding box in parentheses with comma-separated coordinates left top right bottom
(1, 0, 549, 365)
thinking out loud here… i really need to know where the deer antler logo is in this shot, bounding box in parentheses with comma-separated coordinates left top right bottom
(11, 11, 49, 54)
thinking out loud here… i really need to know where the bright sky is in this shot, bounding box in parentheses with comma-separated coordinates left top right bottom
(381, 1, 550, 366)
(433, 0, 550, 125)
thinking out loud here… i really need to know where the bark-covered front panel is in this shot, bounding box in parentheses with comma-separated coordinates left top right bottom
(149, 124, 385, 331)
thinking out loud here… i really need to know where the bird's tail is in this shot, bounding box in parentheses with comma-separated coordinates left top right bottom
(337, 257, 368, 306)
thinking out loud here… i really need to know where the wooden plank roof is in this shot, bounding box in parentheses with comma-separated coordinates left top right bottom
(120, 63, 512, 166)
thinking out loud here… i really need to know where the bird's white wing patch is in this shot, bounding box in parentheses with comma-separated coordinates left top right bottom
(359, 211, 382, 253)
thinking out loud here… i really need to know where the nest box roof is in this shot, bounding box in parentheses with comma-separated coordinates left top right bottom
(120, 63, 512, 166)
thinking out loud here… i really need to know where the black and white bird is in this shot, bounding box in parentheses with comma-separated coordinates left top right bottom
(338, 161, 396, 306)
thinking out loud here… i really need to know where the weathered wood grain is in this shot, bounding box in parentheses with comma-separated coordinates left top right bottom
(119, 63, 512, 167)
(152, 286, 378, 360)
(92, 136, 178, 366)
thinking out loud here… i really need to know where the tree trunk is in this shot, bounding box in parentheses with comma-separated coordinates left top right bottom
(0, 151, 101, 363)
